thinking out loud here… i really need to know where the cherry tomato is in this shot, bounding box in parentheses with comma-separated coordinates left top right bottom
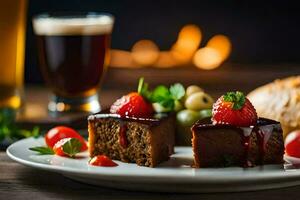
(53, 138, 69, 157)
(45, 126, 88, 151)
(89, 155, 118, 167)
(285, 130, 300, 158)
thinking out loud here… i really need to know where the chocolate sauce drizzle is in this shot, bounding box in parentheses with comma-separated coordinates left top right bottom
(240, 127, 267, 167)
(192, 118, 280, 167)
(119, 122, 128, 148)
(240, 132, 251, 167)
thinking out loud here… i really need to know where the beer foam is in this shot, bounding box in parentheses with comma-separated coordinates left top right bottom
(33, 15, 114, 35)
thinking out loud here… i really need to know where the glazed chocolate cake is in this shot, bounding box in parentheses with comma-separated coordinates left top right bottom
(88, 113, 175, 167)
(191, 118, 284, 168)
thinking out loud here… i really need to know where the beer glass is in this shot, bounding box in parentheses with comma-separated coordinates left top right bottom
(0, 0, 27, 110)
(32, 13, 114, 113)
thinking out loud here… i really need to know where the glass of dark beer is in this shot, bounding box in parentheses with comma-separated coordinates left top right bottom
(32, 13, 114, 113)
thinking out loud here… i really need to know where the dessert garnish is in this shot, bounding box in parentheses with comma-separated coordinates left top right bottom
(110, 77, 186, 118)
(110, 78, 215, 146)
(89, 155, 118, 167)
(45, 126, 87, 151)
(52, 138, 82, 157)
(110, 92, 154, 118)
(212, 91, 258, 127)
(29, 126, 87, 158)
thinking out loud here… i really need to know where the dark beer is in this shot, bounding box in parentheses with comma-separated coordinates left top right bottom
(36, 34, 110, 97)
(33, 14, 114, 112)
(33, 15, 113, 98)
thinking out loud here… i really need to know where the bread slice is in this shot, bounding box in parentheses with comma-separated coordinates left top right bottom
(248, 76, 300, 137)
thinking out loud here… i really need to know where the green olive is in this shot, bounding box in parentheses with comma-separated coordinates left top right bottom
(199, 109, 212, 119)
(174, 100, 184, 112)
(176, 109, 201, 127)
(185, 92, 214, 111)
(186, 85, 204, 97)
(152, 103, 171, 113)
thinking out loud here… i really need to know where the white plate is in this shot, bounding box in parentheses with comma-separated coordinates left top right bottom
(6, 137, 300, 193)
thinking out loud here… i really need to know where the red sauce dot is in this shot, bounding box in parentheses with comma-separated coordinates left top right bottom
(89, 155, 118, 167)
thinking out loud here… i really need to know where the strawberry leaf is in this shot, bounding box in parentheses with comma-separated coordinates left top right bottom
(137, 77, 152, 100)
(223, 91, 246, 110)
(29, 146, 54, 155)
(62, 138, 82, 158)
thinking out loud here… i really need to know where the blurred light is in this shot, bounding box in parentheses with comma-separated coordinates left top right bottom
(193, 47, 222, 70)
(0, 95, 21, 109)
(206, 35, 231, 61)
(131, 40, 159, 66)
(154, 51, 177, 68)
(109, 49, 137, 68)
(171, 24, 202, 63)
(56, 102, 65, 112)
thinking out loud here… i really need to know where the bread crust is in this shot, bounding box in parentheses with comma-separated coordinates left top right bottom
(248, 76, 300, 137)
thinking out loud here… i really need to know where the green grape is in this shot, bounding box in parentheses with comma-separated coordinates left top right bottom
(176, 109, 201, 127)
(199, 109, 212, 119)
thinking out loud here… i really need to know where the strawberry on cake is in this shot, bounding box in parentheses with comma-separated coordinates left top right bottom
(191, 91, 284, 168)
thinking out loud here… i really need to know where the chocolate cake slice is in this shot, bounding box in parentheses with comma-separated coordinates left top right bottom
(191, 118, 284, 168)
(88, 113, 175, 167)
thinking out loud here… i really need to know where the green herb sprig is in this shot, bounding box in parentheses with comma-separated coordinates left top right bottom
(29, 138, 82, 158)
(137, 77, 185, 112)
(0, 108, 40, 143)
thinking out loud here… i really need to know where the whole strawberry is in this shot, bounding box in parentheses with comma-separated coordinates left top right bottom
(110, 92, 154, 118)
(212, 91, 257, 127)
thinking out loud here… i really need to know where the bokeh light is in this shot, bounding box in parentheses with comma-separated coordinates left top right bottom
(155, 51, 177, 68)
(131, 40, 160, 66)
(171, 24, 202, 63)
(110, 49, 137, 68)
(206, 35, 231, 60)
(193, 47, 222, 70)
(109, 25, 231, 70)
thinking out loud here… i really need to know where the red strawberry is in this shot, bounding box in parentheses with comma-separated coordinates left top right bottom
(110, 92, 154, 118)
(212, 91, 257, 127)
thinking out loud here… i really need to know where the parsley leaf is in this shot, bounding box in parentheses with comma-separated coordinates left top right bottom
(0, 108, 40, 143)
(136, 78, 186, 112)
(151, 85, 170, 102)
(29, 146, 54, 155)
(150, 86, 174, 110)
(62, 138, 82, 158)
(169, 83, 185, 100)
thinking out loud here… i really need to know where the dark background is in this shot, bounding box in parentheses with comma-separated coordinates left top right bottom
(25, 0, 300, 83)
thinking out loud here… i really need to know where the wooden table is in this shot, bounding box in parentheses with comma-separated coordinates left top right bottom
(2, 66, 300, 199)
(2, 151, 300, 200)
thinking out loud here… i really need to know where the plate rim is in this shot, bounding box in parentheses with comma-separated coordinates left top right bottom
(6, 137, 300, 183)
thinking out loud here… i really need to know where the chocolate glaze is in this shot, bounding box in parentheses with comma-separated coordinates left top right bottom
(88, 111, 173, 149)
(192, 118, 282, 167)
(88, 112, 171, 126)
